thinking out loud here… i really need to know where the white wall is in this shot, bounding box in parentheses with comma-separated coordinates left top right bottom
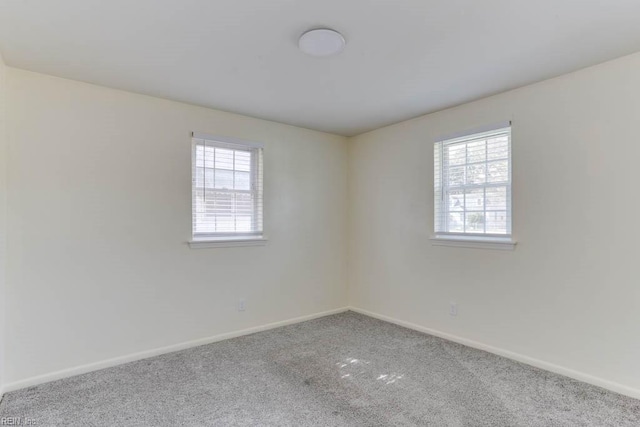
(4, 68, 348, 386)
(0, 52, 8, 393)
(4, 50, 640, 398)
(348, 52, 640, 395)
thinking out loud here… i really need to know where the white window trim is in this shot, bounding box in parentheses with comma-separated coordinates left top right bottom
(433, 121, 516, 250)
(192, 132, 264, 149)
(188, 236, 268, 249)
(429, 234, 516, 250)
(189, 133, 266, 248)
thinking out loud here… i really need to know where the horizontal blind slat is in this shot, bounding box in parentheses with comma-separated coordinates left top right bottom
(192, 136, 264, 237)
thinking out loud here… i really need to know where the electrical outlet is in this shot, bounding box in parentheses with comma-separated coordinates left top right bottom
(449, 302, 458, 317)
(238, 299, 246, 312)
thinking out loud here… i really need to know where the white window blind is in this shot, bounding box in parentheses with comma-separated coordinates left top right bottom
(434, 124, 512, 238)
(191, 134, 263, 240)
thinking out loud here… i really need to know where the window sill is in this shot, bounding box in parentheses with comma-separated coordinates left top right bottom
(188, 237, 268, 249)
(430, 235, 516, 251)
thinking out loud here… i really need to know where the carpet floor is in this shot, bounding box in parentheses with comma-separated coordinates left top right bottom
(1, 311, 639, 426)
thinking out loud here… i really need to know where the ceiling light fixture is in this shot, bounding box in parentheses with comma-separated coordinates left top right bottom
(298, 28, 346, 57)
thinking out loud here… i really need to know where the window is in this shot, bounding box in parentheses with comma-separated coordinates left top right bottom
(191, 133, 264, 246)
(433, 123, 514, 249)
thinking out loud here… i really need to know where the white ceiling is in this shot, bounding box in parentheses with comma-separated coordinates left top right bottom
(2, 0, 640, 136)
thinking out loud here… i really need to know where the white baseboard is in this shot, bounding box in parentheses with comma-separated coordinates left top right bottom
(2, 307, 349, 394)
(4, 306, 638, 401)
(348, 306, 640, 400)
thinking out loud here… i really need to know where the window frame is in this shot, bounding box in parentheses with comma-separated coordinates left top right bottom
(189, 133, 266, 248)
(431, 123, 516, 250)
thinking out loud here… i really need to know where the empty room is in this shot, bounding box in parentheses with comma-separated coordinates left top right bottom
(0, 0, 639, 425)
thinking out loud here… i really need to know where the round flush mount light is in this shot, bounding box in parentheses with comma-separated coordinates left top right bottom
(298, 28, 346, 57)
